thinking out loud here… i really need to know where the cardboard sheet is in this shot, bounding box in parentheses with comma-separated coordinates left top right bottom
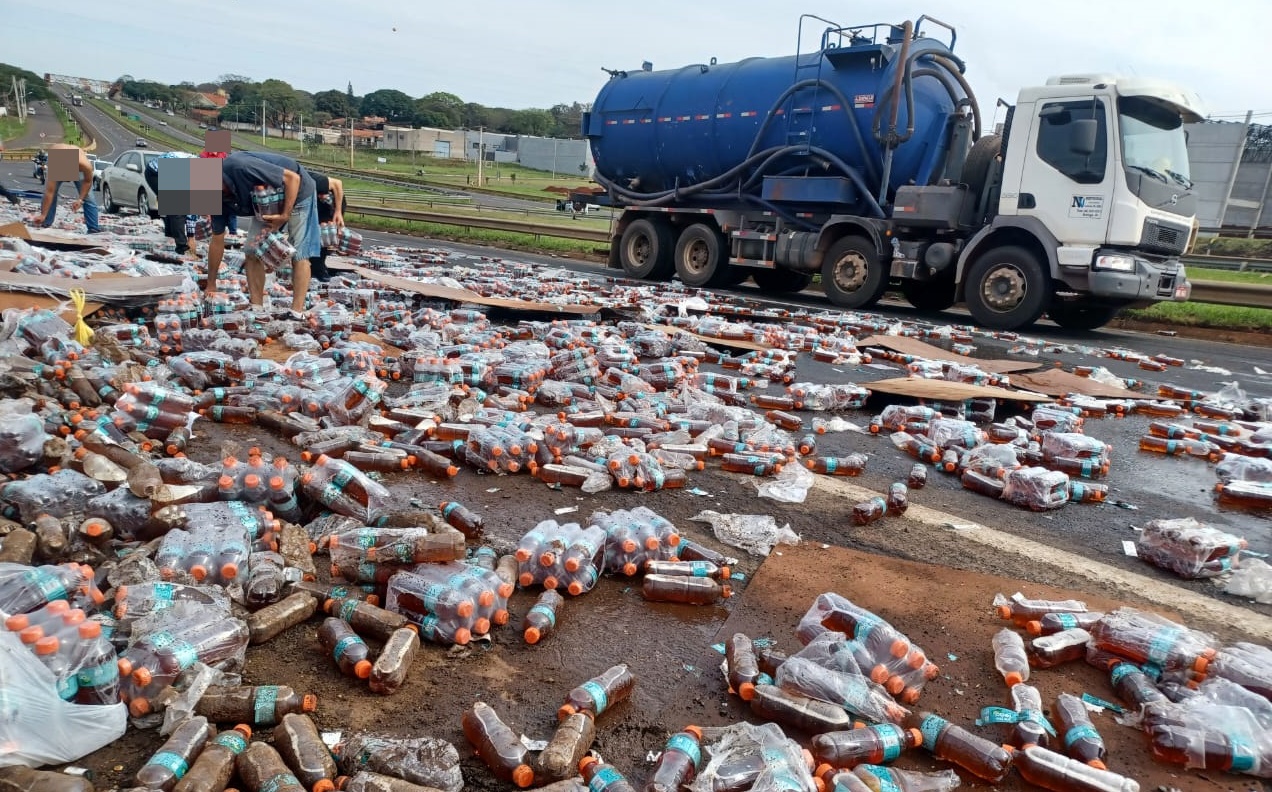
(859, 334, 1040, 374)
(1010, 369, 1142, 399)
(0, 271, 186, 304)
(866, 376, 1052, 403)
(644, 323, 773, 353)
(0, 292, 102, 324)
(0, 222, 110, 253)
(332, 262, 600, 316)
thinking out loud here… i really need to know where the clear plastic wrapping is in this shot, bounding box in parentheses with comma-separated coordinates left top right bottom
(1136, 517, 1246, 579)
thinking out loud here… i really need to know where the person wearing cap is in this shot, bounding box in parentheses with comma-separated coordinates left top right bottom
(308, 171, 346, 282)
(205, 151, 320, 319)
(144, 150, 199, 257)
(199, 149, 238, 235)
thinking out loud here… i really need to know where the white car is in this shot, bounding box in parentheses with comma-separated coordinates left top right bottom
(100, 150, 162, 217)
(91, 159, 110, 191)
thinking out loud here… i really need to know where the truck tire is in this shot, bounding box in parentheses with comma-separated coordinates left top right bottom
(1047, 301, 1123, 331)
(962, 134, 1002, 202)
(821, 236, 887, 309)
(619, 218, 674, 280)
(752, 268, 814, 294)
(674, 223, 728, 288)
(964, 245, 1050, 330)
(900, 276, 957, 312)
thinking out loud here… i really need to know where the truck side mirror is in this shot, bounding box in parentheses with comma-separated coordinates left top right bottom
(1070, 119, 1098, 156)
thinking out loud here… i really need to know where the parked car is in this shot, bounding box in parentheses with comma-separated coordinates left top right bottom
(91, 159, 111, 191)
(135, 138, 148, 148)
(100, 150, 162, 217)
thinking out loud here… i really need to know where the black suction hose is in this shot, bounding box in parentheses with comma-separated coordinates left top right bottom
(745, 78, 880, 188)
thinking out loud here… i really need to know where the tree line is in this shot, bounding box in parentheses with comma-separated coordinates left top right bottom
(113, 73, 590, 139)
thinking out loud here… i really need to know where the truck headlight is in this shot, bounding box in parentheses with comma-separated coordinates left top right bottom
(1094, 255, 1136, 273)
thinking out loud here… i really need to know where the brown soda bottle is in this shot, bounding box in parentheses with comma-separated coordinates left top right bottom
(369, 627, 420, 696)
(644, 726, 704, 792)
(748, 684, 855, 734)
(172, 724, 252, 792)
(0, 528, 37, 565)
(962, 469, 1006, 498)
(641, 574, 731, 605)
(558, 664, 636, 721)
(127, 461, 165, 499)
(906, 712, 1013, 783)
(995, 595, 1088, 627)
(578, 758, 636, 792)
(324, 597, 412, 643)
(1012, 745, 1137, 792)
(724, 633, 763, 700)
(992, 628, 1031, 686)
(645, 560, 730, 580)
(247, 592, 317, 646)
(811, 724, 923, 769)
(756, 645, 788, 678)
(236, 742, 306, 792)
(135, 715, 215, 792)
(317, 618, 372, 680)
(676, 539, 732, 567)
(0, 767, 95, 792)
(195, 685, 317, 727)
(798, 435, 817, 456)
(439, 502, 483, 538)
(805, 455, 867, 476)
(850, 497, 887, 526)
(534, 711, 595, 783)
(335, 773, 440, 792)
(522, 589, 564, 645)
(292, 581, 380, 608)
(461, 701, 534, 788)
(1052, 693, 1107, 769)
(32, 514, 66, 560)
(1025, 612, 1104, 636)
(1028, 629, 1092, 669)
(1109, 663, 1169, 710)
(273, 713, 338, 792)
(813, 767, 872, 792)
(906, 464, 927, 489)
(886, 483, 908, 515)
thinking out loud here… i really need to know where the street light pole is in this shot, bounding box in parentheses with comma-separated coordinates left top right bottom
(261, 100, 266, 144)
(477, 126, 485, 187)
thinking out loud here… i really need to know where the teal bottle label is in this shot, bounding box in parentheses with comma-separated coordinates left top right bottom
(25, 569, 67, 602)
(258, 772, 300, 792)
(919, 714, 948, 752)
(77, 661, 120, 688)
(339, 599, 360, 623)
(665, 732, 701, 768)
(356, 529, 378, 549)
(214, 731, 249, 754)
(1230, 732, 1256, 773)
(254, 685, 280, 725)
(859, 767, 902, 792)
(1146, 627, 1182, 667)
(580, 680, 608, 713)
(333, 634, 364, 661)
(147, 751, 189, 779)
(588, 766, 624, 792)
(876, 723, 904, 762)
(56, 674, 79, 700)
(529, 602, 557, 627)
(1064, 724, 1100, 749)
(169, 640, 200, 670)
(1109, 662, 1139, 686)
(825, 458, 838, 474)
(152, 583, 175, 601)
(688, 561, 711, 577)
(1056, 613, 1078, 629)
(149, 631, 176, 649)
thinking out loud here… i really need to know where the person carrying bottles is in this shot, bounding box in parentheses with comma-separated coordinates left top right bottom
(199, 148, 238, 235)
(307, 170, 346, 282)
(204, 151, 320, 320)
(144, 150, 199, 258)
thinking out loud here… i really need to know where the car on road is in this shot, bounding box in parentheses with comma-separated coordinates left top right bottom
(99, 149, 162, 218)
(158, 120, 167, 126)
(91, 159, 110, 191)
(135, 138, 148, 148)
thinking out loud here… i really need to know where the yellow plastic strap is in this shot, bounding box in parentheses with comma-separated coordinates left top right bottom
(70, 288, 95, 346)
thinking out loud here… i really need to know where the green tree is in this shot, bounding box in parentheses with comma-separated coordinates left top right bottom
(504, 108, 555, 136)
(313, 89, 352, 118)
(460, 102, 491, 128)
(412, 92, 463, 129)
(359, 88, 414, 122)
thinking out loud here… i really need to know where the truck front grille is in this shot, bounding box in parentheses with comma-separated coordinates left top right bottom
(1140, 218, 1189, 256)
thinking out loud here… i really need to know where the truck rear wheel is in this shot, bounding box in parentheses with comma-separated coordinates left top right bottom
(822, 236, 887, 309)
(900, 276, 957, 312)
(674, 223, 728, 288)
(752, 268, 814, 294)
(964, 245, 1050, 330)
(1047, 301, 1123, 331)
(619, 218, 674, 280)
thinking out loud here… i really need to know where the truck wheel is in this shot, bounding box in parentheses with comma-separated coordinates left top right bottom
(900, 276, 957, 312)
(821, 236, 886, 309)
(1047, 301, 1123, 331)
(674, 223, 727, 288)
(752, 268, 814, 294)
(964, 245, 1051, 329)
(619, 218, 674, 280)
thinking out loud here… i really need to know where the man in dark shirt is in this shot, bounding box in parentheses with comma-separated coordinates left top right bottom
(205, 151, 320, 318)
(308, 171, 346, 281)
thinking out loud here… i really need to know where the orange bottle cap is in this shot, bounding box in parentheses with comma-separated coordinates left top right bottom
(221, 563, 240, 581)
(313, 781, 335, 792)
(234, 724, 253, 739)
(1004, 671, 1024, 687)
(353, 660, 372, 679)
(301, 694, 318, 713)
(512, 765, 533, 788)
(117, 658, 133, 677)
(577, 756, 595, 773)
(869, 665, 890, 684)
(1087, 759, 1107, 771)
(4, 614, 28, 631)
(1193, 655, 1210, 674)
(1025, 620, 1043, 636)
(721, 585, 733, 599)
(129, 697, 152, 717)
(473, 618, 491, 635)
(568, 581, 584, 596)
(35, 636, 59, 655)
(18, 626, 42, 644)
(885, 676, 905, 695)
(738, 682, 756, 701)
(889, 638, 909, 659)
(133, 667, 153, 687)
(334, 778, 350, 792)
(453, 627, 471, 645)
(190, 565, 209, 582)
(524, 627, 541, 644)
(684, 725, 703, 740)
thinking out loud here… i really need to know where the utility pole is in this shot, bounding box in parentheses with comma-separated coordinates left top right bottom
(261, 100, 266, 144)
(552, 138, 559, 180)
(476, 126, 485, 187)
(298, 113, 304, 156)
(348, 114, 354, 167)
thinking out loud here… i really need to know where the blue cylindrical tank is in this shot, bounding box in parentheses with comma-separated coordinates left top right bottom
(585, 33, 970, 207)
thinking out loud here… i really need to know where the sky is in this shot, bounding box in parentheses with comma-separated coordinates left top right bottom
(3, 0, 1267, 123)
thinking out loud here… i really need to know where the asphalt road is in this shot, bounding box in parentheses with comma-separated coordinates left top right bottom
(3, 103, 65, 149)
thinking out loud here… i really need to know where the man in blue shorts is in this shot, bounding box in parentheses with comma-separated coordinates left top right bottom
(204, 151, 319, 319)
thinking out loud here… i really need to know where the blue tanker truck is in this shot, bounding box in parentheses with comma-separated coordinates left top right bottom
(577, 15, 1202, 331)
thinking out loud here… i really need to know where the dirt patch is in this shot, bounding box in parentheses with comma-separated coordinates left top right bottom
(1109, 317, 1272, 347)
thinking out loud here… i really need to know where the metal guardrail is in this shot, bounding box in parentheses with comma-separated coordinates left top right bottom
(343, 189, 470, 207)
(346, 204, 612, 243)
(1189, 281, 1272, 309)
(1183, 253, 1272, 273)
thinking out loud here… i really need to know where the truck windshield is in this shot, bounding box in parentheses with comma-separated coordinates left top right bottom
(1118, 95, 1191, 188)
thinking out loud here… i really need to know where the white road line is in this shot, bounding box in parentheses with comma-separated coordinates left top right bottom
(809, 475, 1272, 642)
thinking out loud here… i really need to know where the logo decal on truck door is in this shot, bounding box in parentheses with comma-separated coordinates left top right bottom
(1069, 195, 1105, 219)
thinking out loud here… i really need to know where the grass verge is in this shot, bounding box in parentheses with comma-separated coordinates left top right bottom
(51, 102, 85, 147)
(0, 116, 25, 143)
(1123, 301, 1272, 332)
(350, 214, 607, 259)
(1189, 267, 1272, 285)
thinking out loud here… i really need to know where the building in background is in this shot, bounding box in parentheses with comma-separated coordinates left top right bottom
(380, 125, 595, 178)
(1186, 117, 1272, 236)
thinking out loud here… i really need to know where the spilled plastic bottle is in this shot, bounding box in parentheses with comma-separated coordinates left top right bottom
(534, 710, 595, 783)
(992, 628, 1031, 686)
(1052, 693, 1107, 769)
(725, 632, 765, 701)
(195, 685, 317, 727)
(1011, 745, 1138, 792)
(273, 713, 338, 792)
(172, 725, 252, 792)
(236, 742, 306, 792)
(135, 715, 214, 791)
(369, 627, 419, 696)
(578, 757, 636, 792)
(643, 725, 703, 792)
(522, 589, 564, 645)
(317, 617, 372, 680)
(906, 712, 1013, 783)
(641, 574, 731, 605)
(811, 724, 923, 769)
(462, 701, 534, 788)
(559, 664, 636, 722)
